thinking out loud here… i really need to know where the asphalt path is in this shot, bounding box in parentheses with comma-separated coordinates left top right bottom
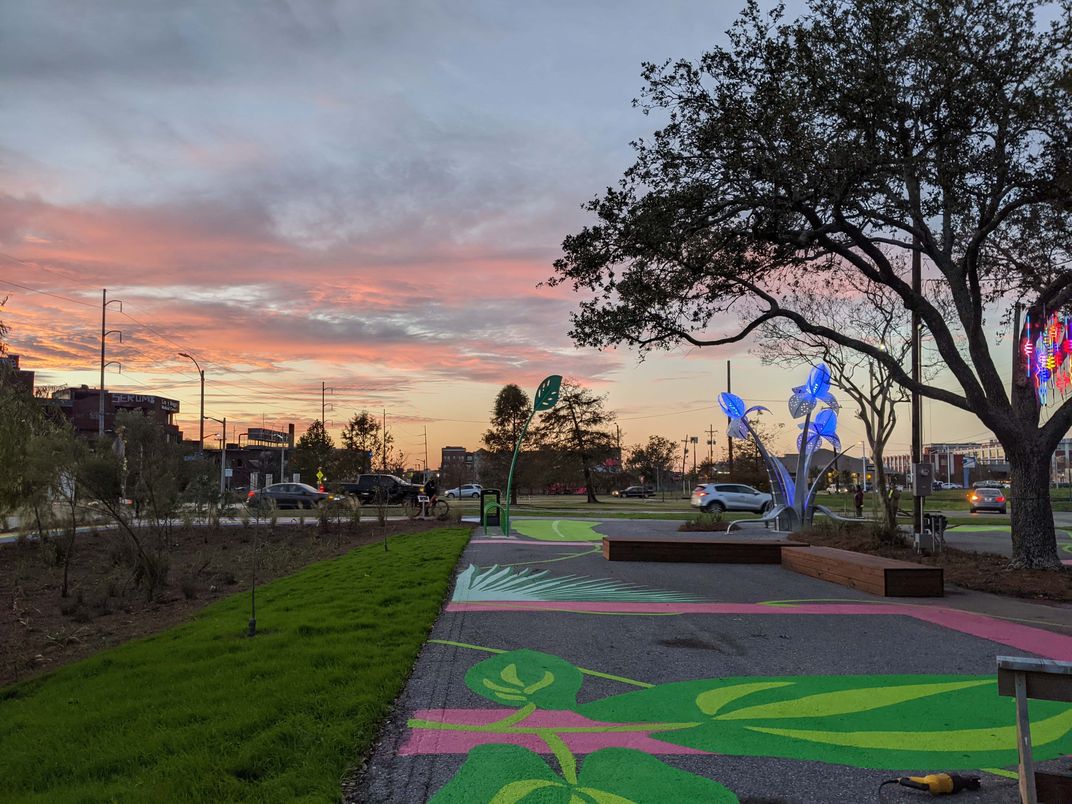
(353, 519, 1072, 803)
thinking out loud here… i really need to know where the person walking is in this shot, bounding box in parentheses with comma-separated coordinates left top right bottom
(853, 485, 864, 518)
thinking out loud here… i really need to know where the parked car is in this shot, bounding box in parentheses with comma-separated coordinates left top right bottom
(940, 482, 963, 490)
(248, 482, 330, 510)
(612, 485, 654, 498)
(336, 474, 418, 504)
(969, 486, 1007, 514)
(444, 483, 482, 499)
(690, 483, 773, 514)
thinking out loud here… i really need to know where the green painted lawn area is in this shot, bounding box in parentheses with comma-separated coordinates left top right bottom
(0, 527, 471, 803)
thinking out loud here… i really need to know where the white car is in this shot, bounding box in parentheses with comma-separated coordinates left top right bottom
(444, 483, 482, 499)
(690, 483, 773, 514)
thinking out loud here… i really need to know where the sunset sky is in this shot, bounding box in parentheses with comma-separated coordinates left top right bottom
(0, 1, 1009, 468)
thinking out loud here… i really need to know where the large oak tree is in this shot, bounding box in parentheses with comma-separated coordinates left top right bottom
(552, 0, 1072, 567)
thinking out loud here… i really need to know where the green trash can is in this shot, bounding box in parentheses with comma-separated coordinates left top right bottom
(480, 488, 502, 528)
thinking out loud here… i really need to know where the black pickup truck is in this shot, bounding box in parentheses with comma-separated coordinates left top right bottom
(336, 474, 418, 504)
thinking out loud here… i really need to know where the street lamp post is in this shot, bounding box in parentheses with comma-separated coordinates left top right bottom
(271, 433, 287, 481)
(205, 415, 227, 494)
(178, 352, 205, 453)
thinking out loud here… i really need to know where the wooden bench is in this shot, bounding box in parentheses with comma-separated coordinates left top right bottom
(997, 656, 1072, 804)
(780, 545, 943, 597)
(603, 535, 809, 564)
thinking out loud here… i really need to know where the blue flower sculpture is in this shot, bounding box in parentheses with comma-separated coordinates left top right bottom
(788, 364, 840, 418)
(798, 408, 841, 452)
(719, 363, 846, 530)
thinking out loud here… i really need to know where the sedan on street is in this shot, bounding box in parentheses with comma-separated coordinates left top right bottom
(444, 483, 483, 499)
(248, 483, 330, 510)
(969, 486, 1007, 514)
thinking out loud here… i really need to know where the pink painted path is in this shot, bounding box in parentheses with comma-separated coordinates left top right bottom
(445, 601, 1072, 661)
(470, 539, 596, 547)
(400, 709, 709, 756)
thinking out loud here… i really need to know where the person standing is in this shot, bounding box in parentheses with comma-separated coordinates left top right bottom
(853, 485, 864, 518)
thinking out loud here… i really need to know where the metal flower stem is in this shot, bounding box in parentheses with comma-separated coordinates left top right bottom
(793, 409, 813, 515)
(502, 411, 535, 537)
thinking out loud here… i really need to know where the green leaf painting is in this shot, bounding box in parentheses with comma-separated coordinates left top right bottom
(415, 649, 1072, 801)
(429, 745, 739, 804)
(533, 375, 563, 412)
(466, 650, 584, 710)
(511, 519, 604, 542)
(577, 673, 1072, 769)
(453, 565, 702, 603)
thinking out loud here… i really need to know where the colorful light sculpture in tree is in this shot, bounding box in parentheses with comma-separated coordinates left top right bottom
(1023, 311, 1072, 405)
(720, 364, 848, 530)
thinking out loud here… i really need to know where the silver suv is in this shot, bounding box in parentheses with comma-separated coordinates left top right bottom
(691, 483, 773, 514)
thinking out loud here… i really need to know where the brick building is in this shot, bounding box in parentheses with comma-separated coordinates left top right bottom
(0, 354, 35, 394)
(47, 386, 183, 442)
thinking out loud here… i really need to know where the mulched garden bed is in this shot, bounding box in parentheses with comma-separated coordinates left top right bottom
(0, 518, 446, 687)
(797, 523, 1072, 603)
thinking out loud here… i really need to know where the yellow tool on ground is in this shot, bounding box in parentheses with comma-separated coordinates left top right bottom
(882, 773, 981, 795)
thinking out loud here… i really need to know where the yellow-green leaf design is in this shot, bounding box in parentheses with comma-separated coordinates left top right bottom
(696, 682, 795, 716)
(466, 649, 583, 709)
(490, 779, 563, 803)
(746, 706, 1072, 752)
(716, 680, 990, 720)
(573, 787, 636, 804)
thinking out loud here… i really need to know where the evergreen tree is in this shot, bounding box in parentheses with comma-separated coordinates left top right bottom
(533, 380, 616, 503)
(482, 384, 531, 504)
(292, 420, 335, 485)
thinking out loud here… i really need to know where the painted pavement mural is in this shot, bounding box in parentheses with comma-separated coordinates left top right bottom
(357, 520, 1072, 802)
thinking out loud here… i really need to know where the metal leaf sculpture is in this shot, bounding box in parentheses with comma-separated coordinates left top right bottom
(533, 375, 563, 411)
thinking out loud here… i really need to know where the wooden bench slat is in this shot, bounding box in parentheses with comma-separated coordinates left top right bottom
(781, 546, 943, 598)
(602, 536, 808, 564)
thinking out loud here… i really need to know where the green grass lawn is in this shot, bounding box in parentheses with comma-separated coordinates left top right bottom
(0, 527, 471, 803)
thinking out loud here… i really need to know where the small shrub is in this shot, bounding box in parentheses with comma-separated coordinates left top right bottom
(679, 511, 725, 532)
(180, 576, 198, 600)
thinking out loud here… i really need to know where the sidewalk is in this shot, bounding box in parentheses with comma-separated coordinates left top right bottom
(352, 519, 1072, 803)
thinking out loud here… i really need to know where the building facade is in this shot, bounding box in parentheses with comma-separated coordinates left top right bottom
(0, 354, 35, 394)
(47, 386, 183, 442)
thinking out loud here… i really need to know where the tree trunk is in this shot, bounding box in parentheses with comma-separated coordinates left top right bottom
(583, 463, 598, 503)
(872, 445, 896, 530)
(1006, 444, 1062, 569)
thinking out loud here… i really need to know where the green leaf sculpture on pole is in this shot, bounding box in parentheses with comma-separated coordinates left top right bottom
(502, 375, 561, 536)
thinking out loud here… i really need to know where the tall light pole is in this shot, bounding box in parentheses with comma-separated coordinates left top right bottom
(99, 288, 123, 437)
(272, 433, 286, 481)
(178, 352, 204, 453)
(205, 415, 227, 494)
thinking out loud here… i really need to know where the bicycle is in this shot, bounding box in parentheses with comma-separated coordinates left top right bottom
(405, 494, 450, 519)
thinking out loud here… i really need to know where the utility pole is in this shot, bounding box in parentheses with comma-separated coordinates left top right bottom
(726, 360, 734, 474)
(99, 289, 123, 437)
(422, 425, 429, 473)
(382, 409, 387, 472)
(206, 415, 227, 493)
(706, 424, 716, 465)
(911, 237, 923, 536)
(321, 381, 333, 426)
(681, 436, 690, 498)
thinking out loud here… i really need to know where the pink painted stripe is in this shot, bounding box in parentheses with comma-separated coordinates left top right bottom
(1062, 559, 1072, 566)
(470, 539, 595, 547)
(444, 602, 1072, 661)
(400, 709, 709, 756)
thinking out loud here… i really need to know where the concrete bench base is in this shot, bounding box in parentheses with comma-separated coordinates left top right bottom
(602, 535, 809, 564)
(781, 545, 943, 597)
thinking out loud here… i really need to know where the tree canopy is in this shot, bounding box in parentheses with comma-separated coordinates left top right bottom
(552, 0, 1072, 567)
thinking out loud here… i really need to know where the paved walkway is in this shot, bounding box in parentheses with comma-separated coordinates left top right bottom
(354, 519, 1072, 802)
